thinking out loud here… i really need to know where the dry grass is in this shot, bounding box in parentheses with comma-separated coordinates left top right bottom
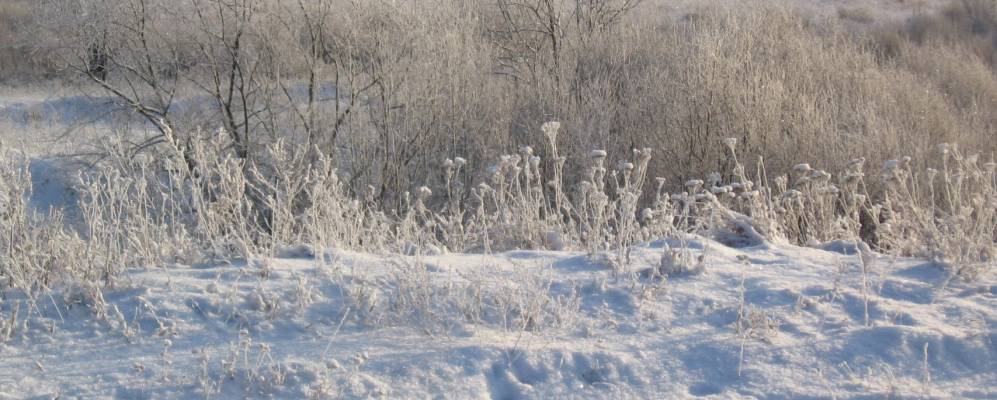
(1, 120, 992, 302)
(1, 0, 991, 199)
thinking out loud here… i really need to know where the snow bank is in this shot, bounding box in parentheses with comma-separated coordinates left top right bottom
(0, 237, 993, 398)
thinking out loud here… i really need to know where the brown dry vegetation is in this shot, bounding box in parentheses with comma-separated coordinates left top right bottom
(1, 0, 995, 201)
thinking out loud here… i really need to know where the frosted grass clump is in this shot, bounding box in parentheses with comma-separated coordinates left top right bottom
(657, 244, 705, 276)
(2, 120, 994, 304)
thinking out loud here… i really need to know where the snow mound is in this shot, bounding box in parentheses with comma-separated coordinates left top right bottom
(0, 238, 994, 398)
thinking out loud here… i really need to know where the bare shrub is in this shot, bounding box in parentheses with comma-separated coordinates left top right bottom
(14, 0, 991, 205)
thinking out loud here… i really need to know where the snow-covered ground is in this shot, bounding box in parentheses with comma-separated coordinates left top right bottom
(1, 236, 993, 398)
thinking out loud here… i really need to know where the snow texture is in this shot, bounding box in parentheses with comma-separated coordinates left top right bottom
(1, 237, 993, 399)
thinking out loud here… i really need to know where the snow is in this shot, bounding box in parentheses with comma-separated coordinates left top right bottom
(1, 237, 993, 398)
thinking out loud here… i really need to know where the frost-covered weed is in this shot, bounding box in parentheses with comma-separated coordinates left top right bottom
(870, 144, 996, 279)
(1, 123, 995, 307)
(0, 145, 89, 324)
(657, 243, 705, 277)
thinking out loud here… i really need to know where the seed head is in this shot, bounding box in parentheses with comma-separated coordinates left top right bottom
(416, 186, 432, 200)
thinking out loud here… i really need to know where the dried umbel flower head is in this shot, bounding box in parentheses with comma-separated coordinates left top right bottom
(416, 186, 433, 200)
(617, 161, 635, 172)
(793, 163, 812, 174)
(590, 149, 607, 159)
(443, 158, 455, 169)
(723, 137, 738, 151)
(519, 146, 533, 156)
(454, 157, 467, 167)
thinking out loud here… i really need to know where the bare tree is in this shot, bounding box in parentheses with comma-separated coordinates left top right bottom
(54, 0, 183, 154)
(272, 0, 379, 163)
